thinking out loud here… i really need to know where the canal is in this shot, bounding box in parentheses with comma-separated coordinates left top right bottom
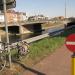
(1, 25, 64, 44)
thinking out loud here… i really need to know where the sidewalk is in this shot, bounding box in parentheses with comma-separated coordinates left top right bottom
(23, 45, 72, 75)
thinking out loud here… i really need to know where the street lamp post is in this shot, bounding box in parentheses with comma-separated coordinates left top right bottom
(65, 0, 67, 18)
(3, 0, 12, 68)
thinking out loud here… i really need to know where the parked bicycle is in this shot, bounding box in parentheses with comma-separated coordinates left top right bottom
(0, 42, 7, 72)
(10, 41, 30, 60)
(0, 41, 30, 71)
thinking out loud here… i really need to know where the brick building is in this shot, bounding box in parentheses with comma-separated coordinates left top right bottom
(6, 10, 16, 23)
(0, 9, 27, 23)
(16, 12, 27, 22)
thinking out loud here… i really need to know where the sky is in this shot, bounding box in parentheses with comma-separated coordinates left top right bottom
(15, 0, 75, 18)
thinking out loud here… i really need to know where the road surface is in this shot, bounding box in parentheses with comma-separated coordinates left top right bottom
(23, 45, 72, 75)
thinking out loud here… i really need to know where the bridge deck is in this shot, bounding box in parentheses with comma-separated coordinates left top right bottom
(0, 20, 48, 27)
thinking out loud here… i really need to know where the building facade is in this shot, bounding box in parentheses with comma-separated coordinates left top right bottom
(28, 15, 48, 21)
(16, 12, 27, 22)
(0, 9, 27, 24)
(0, 13, 4, 23)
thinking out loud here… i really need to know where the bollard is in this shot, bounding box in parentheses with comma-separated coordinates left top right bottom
(72, 53, 75, 75)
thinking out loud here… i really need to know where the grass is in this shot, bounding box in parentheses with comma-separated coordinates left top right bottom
(28, 36, 64, 60)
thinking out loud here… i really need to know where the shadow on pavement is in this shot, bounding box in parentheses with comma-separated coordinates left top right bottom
(12, 59, 46, 75)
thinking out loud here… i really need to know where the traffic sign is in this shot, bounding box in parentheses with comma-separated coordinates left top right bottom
(0, 0, 16, 10)
(0, 0, 16, 5)
(65, 34, 75, 52)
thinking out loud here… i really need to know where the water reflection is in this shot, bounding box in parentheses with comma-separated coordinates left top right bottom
(2, 32, 42, 43)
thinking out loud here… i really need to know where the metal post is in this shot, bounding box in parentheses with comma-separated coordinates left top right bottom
(65, 0, 67, 18)
(72, 53, 75, 75)
(3, 0, 12, 68)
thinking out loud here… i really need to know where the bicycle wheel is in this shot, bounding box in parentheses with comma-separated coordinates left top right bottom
(18, 44, 29, 56)
(0, 53, 6, 72)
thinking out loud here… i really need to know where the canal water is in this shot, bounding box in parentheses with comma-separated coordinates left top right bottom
(1, 32, 43, 43)
(1, 25, 64, 44)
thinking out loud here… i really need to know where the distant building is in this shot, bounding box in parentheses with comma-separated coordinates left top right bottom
(58, 16, 64, 20)
(50, 16, 65, 23)
(16, 12, 27, 22)
(13, 12, 18, 23)
(6, 10, 16, 23)
(21, 12, 28, 21)
(1, 9, 27, 23)
(28, 16, 38, 21)
(0, 13, 4, 23)
(28, 14, 48, 21)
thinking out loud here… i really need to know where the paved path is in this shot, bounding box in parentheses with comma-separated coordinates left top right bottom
(23, 45, 72, 75)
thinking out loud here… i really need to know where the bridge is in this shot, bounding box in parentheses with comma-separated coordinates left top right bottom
(0, 19, 73, 35)
(0, 20, 49, 27)
(0, 20, 49, 34)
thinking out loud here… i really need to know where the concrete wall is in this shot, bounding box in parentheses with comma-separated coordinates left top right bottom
(19, 25, 34, 34)
(19, 24, 42, 34)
